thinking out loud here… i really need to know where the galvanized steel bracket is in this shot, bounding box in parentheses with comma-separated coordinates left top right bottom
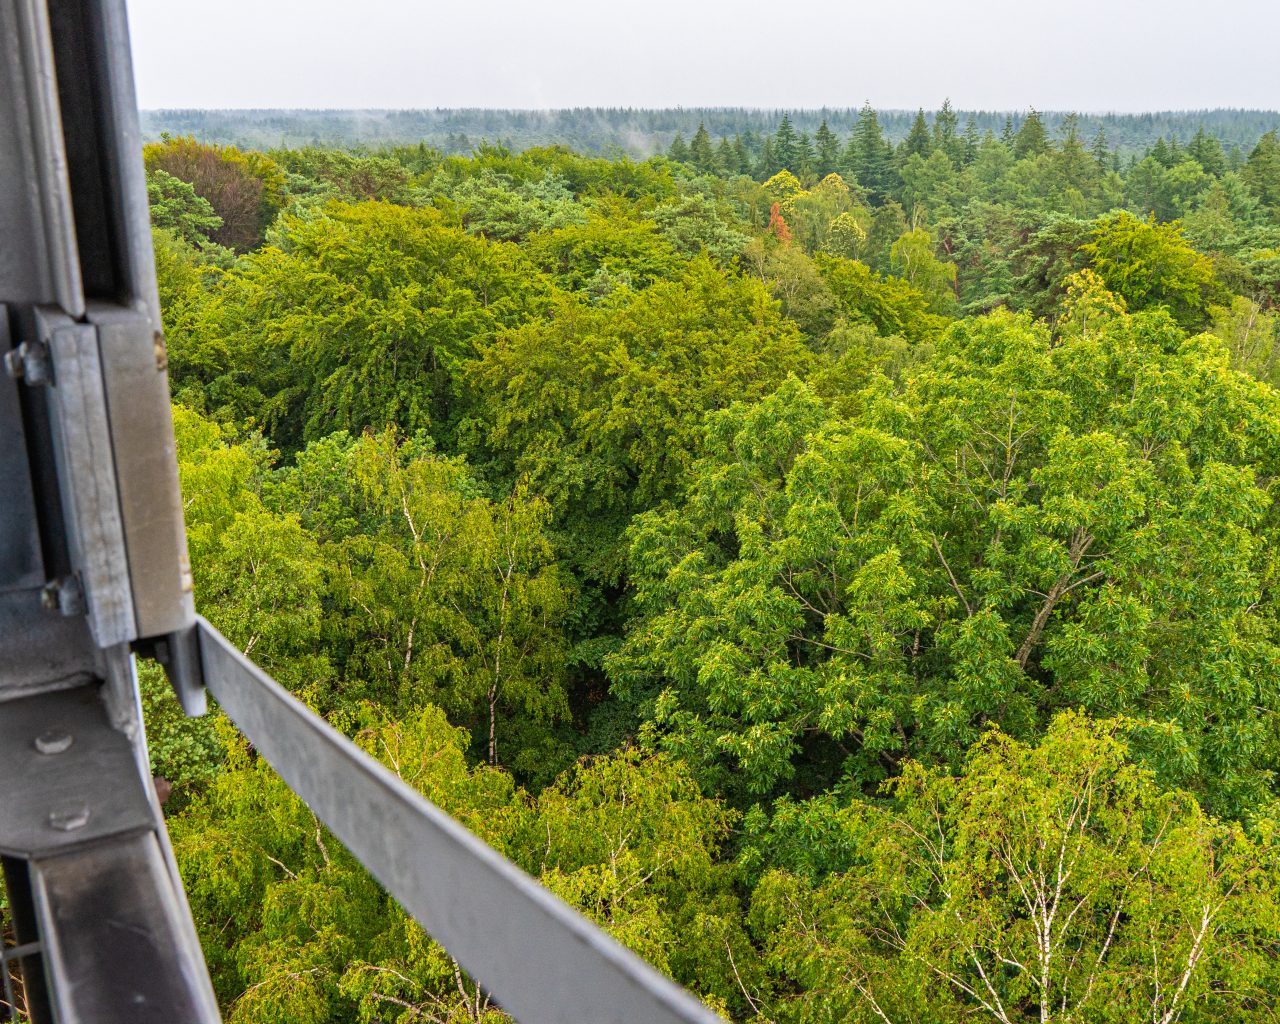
(0, 684, 154, 859)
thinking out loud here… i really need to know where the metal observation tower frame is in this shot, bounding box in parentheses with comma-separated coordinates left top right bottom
(0, 3, 719, 1020)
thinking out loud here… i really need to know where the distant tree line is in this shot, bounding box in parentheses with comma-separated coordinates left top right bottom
(140, 104, 1280, 158)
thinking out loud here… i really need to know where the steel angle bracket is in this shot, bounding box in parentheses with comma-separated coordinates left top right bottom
(197, 617, 722, 1024)
(0, 682, 220, 1024)
(33, 306, 135, 649)
(88, 303, 195, 642)
(88, 302, 203, 714)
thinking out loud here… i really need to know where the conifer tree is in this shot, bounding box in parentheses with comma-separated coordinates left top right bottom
(688, 122, 716, 175)
(667, 132, 690, 163)
(962, 117, 979, 164)
(1090, 126, 1111, 170)
(774, 113, 799, 172)
(933, 99, 963, 163)
(756, 136, 779, 179)
(1001, 114, 1016, 148)
(715, 136, 737, 176)
(903, 108, 933, 158)
(1188, 127, 1226, 176)
(1013, 108, 1049, 158)
(814, 119, 840, 177)
(1243, 129, 1280, 208)
(795, 132, 816, 177)
(844, 102, 895, 200)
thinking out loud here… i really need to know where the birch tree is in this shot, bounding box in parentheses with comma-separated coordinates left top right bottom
(750, 713, 1280, 1024)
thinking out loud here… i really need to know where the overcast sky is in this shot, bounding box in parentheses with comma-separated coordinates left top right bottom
(127, 0, 1279, 112)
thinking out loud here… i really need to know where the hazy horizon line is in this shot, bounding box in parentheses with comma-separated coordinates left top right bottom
(139, 105, 1280, 117)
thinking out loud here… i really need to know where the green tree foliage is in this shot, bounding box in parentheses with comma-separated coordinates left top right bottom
(143, 406, 329, 796)
(171, 706, 528, 1023)
(774, 114, 800, 173)
(1244, 130, 1280, 213)
(815, 254, 946, 342)
(140, 114, 1280, 1022)
(1013, 109, 1050, 160)
(147, 168, 224, 247)
(524, 208, 684, 294)
(668, 132, 690, 164)
(844, 103, 897, 201)
(516, 750, 747, 1013)
(888, 228, 958, 312)
(689, 123, 718, 176)
(751, 714, 1280, 1023)
(1082, 211, 1225, 329)
(173, 707, 747, 1022)
(272, 147, 415, 204)
(144, 136, 287, 251)
(443, 170, 587, 242)
(613, 299, 1280, 812)
(190, 201, 549, 449)
(274, 430, 571, 771)
(175, 406, 328, 690)
(813, 120, 840, 178)
(782, 174, 869, 255)
(651, 194, 750, 265)
(151, 228, 225, 388)
(464, 259, 810, 582)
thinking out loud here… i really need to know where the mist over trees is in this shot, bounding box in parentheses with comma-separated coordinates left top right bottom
(138, 104, 1280, 1023)
(141, 105, 1280, 159)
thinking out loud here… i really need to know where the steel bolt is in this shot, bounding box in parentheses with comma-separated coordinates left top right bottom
(34, 730, 73, 755)
(4, 341, 50, 386)
(40, 576, 85, 616)
(48, 805, 90, 832)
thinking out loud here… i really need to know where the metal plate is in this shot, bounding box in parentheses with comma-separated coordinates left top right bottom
(41, 308, 136, 648)
(0, 588, 98, 700)
(0, 684, 154, 858)
(200, 617, 720, 1024)
(89, 303, 194, 640)
(30, 832, 221, 1024)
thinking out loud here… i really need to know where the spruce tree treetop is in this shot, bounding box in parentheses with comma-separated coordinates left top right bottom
(667, 131, 689, 163)
(688, 122, 716, 175)
(774, 112, 800, 173)
(814, 119, 840, 178)
(903, 108, 934, 159)
(1014, 108, 1050, 159)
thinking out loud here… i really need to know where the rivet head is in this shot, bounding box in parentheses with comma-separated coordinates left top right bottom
(34, 730, 73, 755)
(49, 805, 90, 832)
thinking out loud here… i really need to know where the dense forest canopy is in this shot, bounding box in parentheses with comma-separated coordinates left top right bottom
(141, 105, 1280, 158)
(130, 104, 1280, 1023)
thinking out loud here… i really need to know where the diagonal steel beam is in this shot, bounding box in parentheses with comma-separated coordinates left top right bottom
(197, 616, 722, 1024)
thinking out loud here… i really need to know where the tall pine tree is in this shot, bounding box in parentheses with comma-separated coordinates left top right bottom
(1188, 127, 1226, 177)
(844, 102, 895, 201)
(795, 132, 816, 177)
(1013, 109, 1049, 159)
(933, 99, 963, 164)
(668, 132, 690, 163)
(814, 119, 840, 177)
(962, 117, 980, 164)
(1090, 127, 1111, 170)
(689, 122, 717, 175)
(716, 136, 738, 176)
(774, 113, 800, 172)
(904, 108, 934, 158)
